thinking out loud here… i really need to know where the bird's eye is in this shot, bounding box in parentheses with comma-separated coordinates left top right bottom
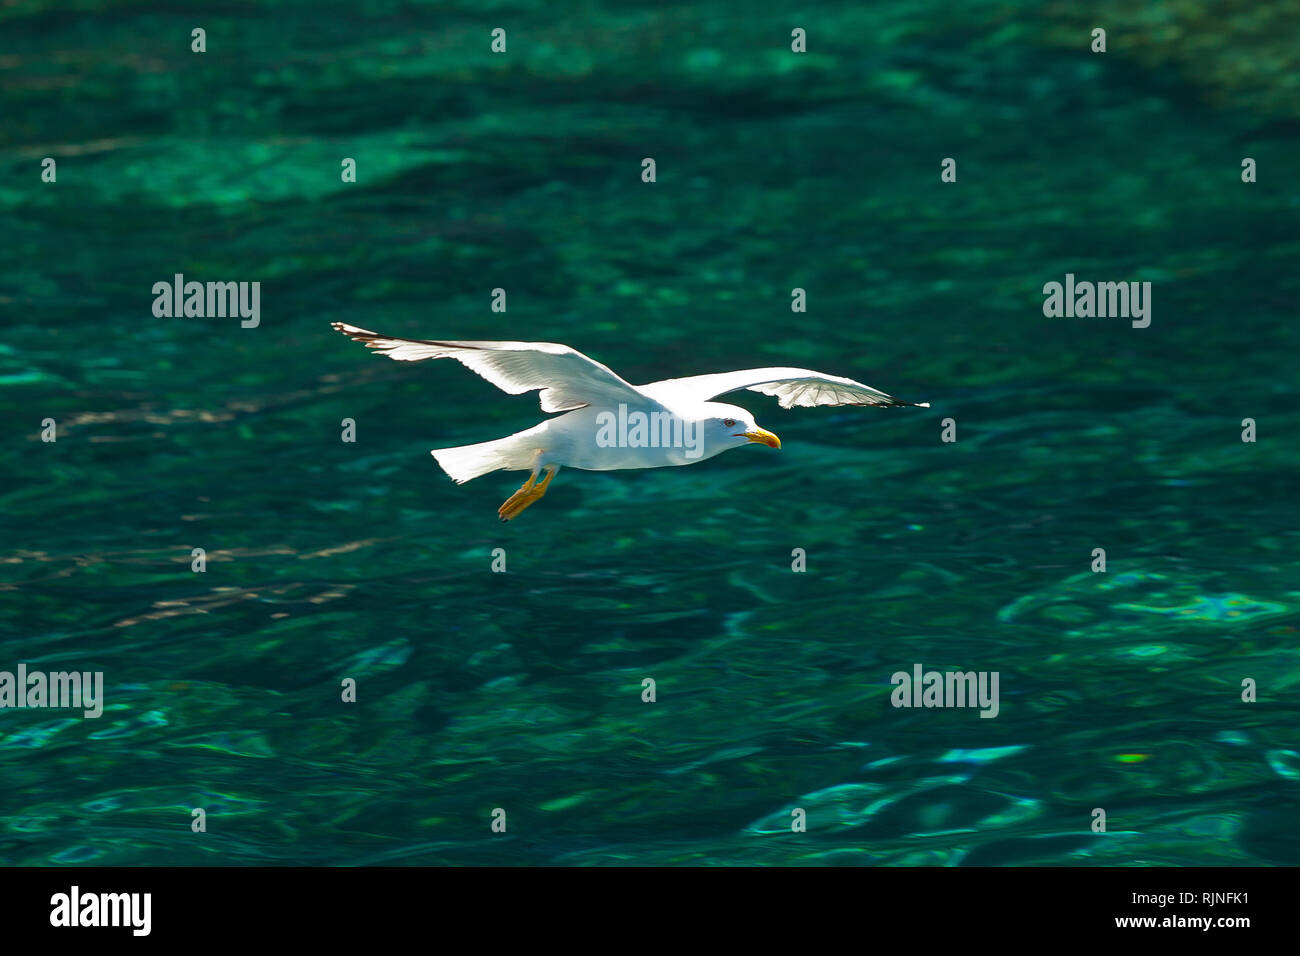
(723, 418, 736, 428)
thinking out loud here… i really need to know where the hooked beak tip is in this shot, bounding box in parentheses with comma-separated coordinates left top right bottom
(742, 428, 781, 449)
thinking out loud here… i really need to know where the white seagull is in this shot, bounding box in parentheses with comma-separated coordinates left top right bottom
(331, 322, 929, 520)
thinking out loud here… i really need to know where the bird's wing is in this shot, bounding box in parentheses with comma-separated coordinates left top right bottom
(331, 322, 646, 413)
(642, 367, 928, 409)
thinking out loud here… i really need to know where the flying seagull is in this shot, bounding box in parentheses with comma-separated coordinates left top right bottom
(331, 322, 929, 520)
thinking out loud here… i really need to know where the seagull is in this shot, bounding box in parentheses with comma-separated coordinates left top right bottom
(331, 322, 929, 520)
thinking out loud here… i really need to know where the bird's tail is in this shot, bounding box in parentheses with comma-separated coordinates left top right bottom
(431, 431, 537, 484)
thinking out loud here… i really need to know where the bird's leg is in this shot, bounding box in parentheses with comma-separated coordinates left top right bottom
(497, 470, 537, 519)
(497, 453, 542, 520)
(498, 465, 558, 521)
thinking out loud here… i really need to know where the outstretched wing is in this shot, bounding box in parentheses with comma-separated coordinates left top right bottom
(641, 367, 928, 409)
(331, 322, 646, 413)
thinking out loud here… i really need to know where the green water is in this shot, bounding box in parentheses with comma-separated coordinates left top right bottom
(1, 1, 1297, 865)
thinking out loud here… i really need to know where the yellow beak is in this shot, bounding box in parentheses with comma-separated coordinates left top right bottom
(742, 428, 781, 449)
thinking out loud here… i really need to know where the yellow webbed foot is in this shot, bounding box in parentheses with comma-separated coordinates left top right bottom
(498, 467, 557, 521)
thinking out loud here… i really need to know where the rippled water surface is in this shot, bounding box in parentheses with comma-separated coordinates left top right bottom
(2, 1, 1298, 865)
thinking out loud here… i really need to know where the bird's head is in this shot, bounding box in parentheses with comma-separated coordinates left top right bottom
(701, 402, 781, 452)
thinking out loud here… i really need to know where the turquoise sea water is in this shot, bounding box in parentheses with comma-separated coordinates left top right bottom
(1, 1, 1297, 865)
